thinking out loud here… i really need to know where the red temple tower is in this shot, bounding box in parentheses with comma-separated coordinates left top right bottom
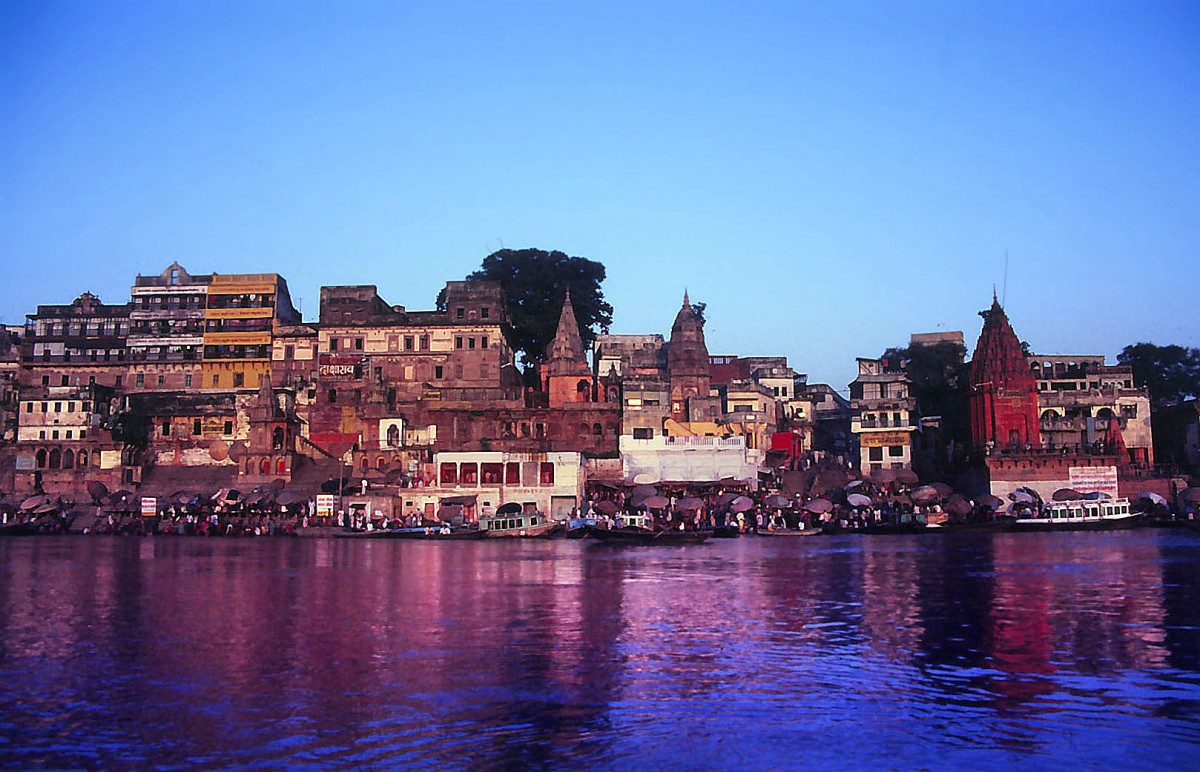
(969, 294, 1040, 449)
(545, 290, 594, 407)
(667, 291, 711, 422)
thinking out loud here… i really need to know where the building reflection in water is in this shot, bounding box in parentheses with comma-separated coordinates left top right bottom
(0, 532, 1196, 768)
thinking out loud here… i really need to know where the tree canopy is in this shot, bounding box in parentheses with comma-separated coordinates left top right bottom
(881, 340, 970, 439)
(454, 248, 613, 369)
(1118, 343, 1200, 408)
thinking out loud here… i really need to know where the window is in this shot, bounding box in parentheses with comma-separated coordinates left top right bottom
(456, 307, 465, 319)
(460, 463, 478, 485)
(481, 307, 489, 319)
(38, 430, 46, 439)
(162, 421, 171, 437)
(61, 375, 69, 386)
(354, 338, 363, 350)
(223, 421, 233, 435)
(539, 462, 555, 486)
(41, 375, 49, 386)
(435, 365, 443, 379)
(233, 372, 244, 387)
(455, 337, 463, 349)
(329, 338, 338, 351)
(79, 430, 86, 440)
(54, 402, 62, 413)
(633, 427, 653, 439)
(40, 402, 47, 413)
(285, 345, 294, 359)
(440, 463, 458, 485)
(212, 374, 220, 386)
(157, 375, 165, 387)
(505, 462, 520, 484)
(404, 336, 414, 351)
(185, 374, 192, 388)
(468, 337, 475, 349)
(67, 402, 75, 413)
(194, 419, 202, 435)
(420, 335, 429, 351)
(888, 445, 904, 457)
(25, 403, 32, 413)
(136, 373, 145, 387)
(66, 430, 73, 439)
(868, 446, 883, 461)
(480, 336, 488, 349)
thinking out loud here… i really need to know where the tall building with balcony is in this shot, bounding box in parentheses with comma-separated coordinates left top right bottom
(1029, 354, 1152, 465)
(128, 262, 211, 392)
(23, 292, 130, 391)
(850, 357, 918, 472)
(202, 273, 300, 390)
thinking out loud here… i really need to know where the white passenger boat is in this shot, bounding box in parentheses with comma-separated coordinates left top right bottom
(478, 511, 562, 538)
(1011, 497, 1144, 532)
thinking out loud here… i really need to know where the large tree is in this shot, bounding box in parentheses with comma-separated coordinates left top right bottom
(447, 248, 613, 368)
(1118, 342, 1200, 408)
(881, 339, 970, 440)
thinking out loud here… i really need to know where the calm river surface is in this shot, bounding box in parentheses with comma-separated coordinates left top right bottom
(1, 530, 1198, 770)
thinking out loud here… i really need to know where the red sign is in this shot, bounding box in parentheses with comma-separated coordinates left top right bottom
(318, 354, 366, 380)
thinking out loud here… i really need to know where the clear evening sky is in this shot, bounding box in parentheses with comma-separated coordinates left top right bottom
(2, 1, 1196, 392)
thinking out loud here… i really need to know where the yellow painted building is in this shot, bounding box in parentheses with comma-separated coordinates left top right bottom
(202, 274, 299, 389)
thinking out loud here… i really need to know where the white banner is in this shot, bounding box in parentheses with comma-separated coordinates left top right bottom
(1069, 466, 1119, 497)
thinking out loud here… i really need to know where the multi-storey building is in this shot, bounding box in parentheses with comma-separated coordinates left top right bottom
(849, 357, 918, 472)
(202, 273, 300, 391)
(1029, 355, 1153, 465)
(22, 292, 130, 391)
(127, 262, 210, 392)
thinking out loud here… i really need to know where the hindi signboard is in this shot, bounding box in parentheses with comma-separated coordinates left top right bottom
(316, 494, 336, 518)
(141, 497, 157, 517)
(318, 354, 366, 381)
(1069, 466, 1119, 498)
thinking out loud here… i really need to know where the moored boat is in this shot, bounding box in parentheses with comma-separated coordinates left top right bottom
(1011, 497, 1144, 532)
(754, 527, 822, 537)
(336, 527, 487, 540)
(584, 525, 712, 545)
(478, 511, 562, 538)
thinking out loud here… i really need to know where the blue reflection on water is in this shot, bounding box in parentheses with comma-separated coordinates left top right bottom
(0, 531, 1198, 769)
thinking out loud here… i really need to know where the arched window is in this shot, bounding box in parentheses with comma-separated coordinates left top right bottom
(577, 380, 590, 400)
(1041, 410, 1057, 420)
(377, 456, 386, 470)
(78, 451, 88, 467)
(592, 423, 603, 436)
(260, 457, 270, 475)
(579, 422, 590, 437)
(63, 449, 75, 469)
(276, 458, 286, 475)
(360, 457, 369, 471)
(272, 427, 284, 450)
(35, 449, 47, 468)
(387, 424, 400, 447)
(49, 449, 62, 469)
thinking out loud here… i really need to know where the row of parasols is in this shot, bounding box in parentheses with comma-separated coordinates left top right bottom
(5, 479, 316, 516)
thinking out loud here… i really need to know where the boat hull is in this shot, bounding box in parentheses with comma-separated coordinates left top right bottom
(584, 526, 712, 545)
(754, 527, 823, 537)
(1010, 513, 1146, 533)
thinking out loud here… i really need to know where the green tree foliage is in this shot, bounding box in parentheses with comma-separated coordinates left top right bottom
(1118, 343, 1200, 408)
(460, 248, 613, 368)
(881, 340, 970, 439)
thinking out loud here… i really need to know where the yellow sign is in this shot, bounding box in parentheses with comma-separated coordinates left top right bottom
(208, 281, 278, 295)
(861, 431, 910, 448)
(204, 332, 272, 346)
(205, 307, 274, 320)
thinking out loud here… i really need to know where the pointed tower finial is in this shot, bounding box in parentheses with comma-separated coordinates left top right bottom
(683, 289, 690, 308)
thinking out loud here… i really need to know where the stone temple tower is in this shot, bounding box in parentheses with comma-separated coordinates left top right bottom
(545, 290, 594, 407)
(969, 294, 1040, 449)
(667, 291, 711, 422)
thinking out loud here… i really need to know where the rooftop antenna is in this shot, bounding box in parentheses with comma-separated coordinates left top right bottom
(1002, 250, 1009, 307)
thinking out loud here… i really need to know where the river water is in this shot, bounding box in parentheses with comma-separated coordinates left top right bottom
(1, 530, 1198, 770)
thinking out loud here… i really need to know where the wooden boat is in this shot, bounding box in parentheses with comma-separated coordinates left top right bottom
(754, 527, 823, 537)
(336, 527, 487, 540)
(705, 525, 741, 538)
(584, 525, 712, 545)
(478, 512, 562, 538)
(1010, 498, 1144, 532)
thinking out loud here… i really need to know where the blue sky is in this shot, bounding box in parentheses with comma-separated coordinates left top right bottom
(2, 1, 1196, 391)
